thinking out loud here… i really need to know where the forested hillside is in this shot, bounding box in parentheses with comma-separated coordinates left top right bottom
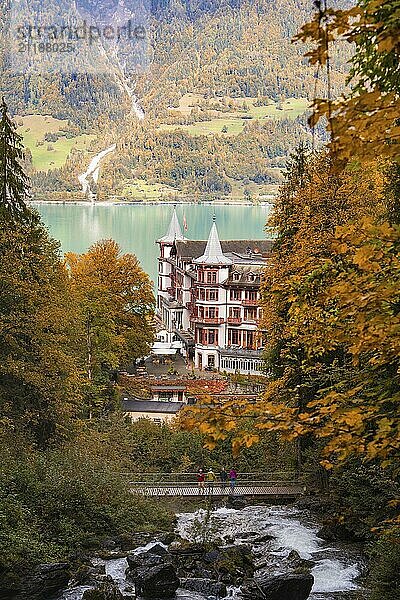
(1, 0, 350, 200)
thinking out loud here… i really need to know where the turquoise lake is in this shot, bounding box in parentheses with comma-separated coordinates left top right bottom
(35, 203, 272, 284)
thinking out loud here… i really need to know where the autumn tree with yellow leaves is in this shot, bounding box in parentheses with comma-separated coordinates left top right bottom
(181, 2, 400, 594)
(66, 240, 155, 417)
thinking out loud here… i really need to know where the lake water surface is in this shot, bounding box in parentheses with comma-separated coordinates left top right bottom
(35, 203, 272, 284)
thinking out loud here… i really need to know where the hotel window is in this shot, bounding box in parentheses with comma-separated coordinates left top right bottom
(244, 308, 258, 321)
(245, 290, 258, 301)
(207, 289, 218, 301)
(228, 328, 242, 346)
(159, 262, 163, 273)
(245, 331, 255, 348)
(232, 272, 240, 281)
(230, 289, 241, 301)
(206, 271, 217, 284)
(208, 329, 218, 345)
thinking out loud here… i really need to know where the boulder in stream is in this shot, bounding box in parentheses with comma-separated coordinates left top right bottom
(82, 576, 123, 600)
(226, 495, 247, 510)
(170, 541, 254, 584)
(241, 572, 314, 600)
(135, 563, 180, 599)
(181, 577, 227, 597)
(126, 549, 167, 576)
(125, 543, 179, 599)
(286, 550, 315, 572)
(16, 563, 71, 600)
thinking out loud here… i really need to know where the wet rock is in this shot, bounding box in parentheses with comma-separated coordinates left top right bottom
(144, 542, 168, 556)
(125, 543, 179, 599)
(16, 563, 71, 600)
(253, 533, 276, 544)
(237, 531, 260, 539)
(317, 523, 357, 542)
(126, 551, 165, 574)
(181, 577, 227, 597)
(71, 563, 106, 586)
(159, 532, 176, 546)
(169, 541, 206, 555)
(286, 550, 315, 572)
(135, 563, 180, 599)
(226, 495, 247, 510)
(241, 572, 314, 600)
(203, 549, 221, 563)
(111, 531, 158, 552)
(82, 577, 123, 600)
(171, 542, 253, 584)
(223, 535, 235, 544)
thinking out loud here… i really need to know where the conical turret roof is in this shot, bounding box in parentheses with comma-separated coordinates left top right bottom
(194, 216, 232, 265)
(157, 207, 185, 243)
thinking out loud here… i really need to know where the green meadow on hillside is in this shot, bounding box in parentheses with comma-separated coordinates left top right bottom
(17, 115, 95, 171)
(160, 96, 309, 136)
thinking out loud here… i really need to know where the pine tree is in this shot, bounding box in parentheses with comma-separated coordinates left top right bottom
(0, 97, 30, 221)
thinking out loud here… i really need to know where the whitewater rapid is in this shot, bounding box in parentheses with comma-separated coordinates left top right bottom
(59, 504, 365, 600)
(177, 505, 363, 599)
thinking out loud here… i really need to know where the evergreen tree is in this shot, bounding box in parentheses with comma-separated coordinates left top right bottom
(0, 97, 30, 221)
(0, 102, 79, 446)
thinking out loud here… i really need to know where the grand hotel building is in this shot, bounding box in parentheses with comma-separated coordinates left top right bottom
(156, 209, 273, 374)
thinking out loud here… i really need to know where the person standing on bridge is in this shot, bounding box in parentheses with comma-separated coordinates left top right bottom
(206, 468, 216, 495)
(229, 467, 237, 494)
(219, 467, 228, 492)
(197, 468, 205, 495)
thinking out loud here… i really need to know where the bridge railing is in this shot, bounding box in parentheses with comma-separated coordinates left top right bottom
(121, 471, 305, 485)
(129, 480, 305, 497)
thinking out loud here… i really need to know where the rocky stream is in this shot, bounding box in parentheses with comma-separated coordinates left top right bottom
(21, 500, 368, 600)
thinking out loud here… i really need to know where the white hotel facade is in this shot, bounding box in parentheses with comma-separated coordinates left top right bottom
(156, 210, 273, 375)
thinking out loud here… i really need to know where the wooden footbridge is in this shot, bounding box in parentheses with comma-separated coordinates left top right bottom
(126, 472, 306, 500)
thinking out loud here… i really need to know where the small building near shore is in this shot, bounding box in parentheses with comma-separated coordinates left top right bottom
(122, 398, 185, 424)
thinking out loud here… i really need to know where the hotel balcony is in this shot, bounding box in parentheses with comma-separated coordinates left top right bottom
(219, 346, 262, 358)
(191, 316, 224, 325)
(227, 317, 242, 325)
(242, 299, 258, 306)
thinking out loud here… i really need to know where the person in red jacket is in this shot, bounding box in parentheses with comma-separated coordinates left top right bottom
(197, 468, 206, 495)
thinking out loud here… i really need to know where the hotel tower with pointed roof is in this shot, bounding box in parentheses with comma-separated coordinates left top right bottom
(156, 209, 273, 374)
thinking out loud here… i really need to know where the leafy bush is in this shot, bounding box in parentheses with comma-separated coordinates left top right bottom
(369, 532, 400, 600)
(0, 433, 172, 575)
